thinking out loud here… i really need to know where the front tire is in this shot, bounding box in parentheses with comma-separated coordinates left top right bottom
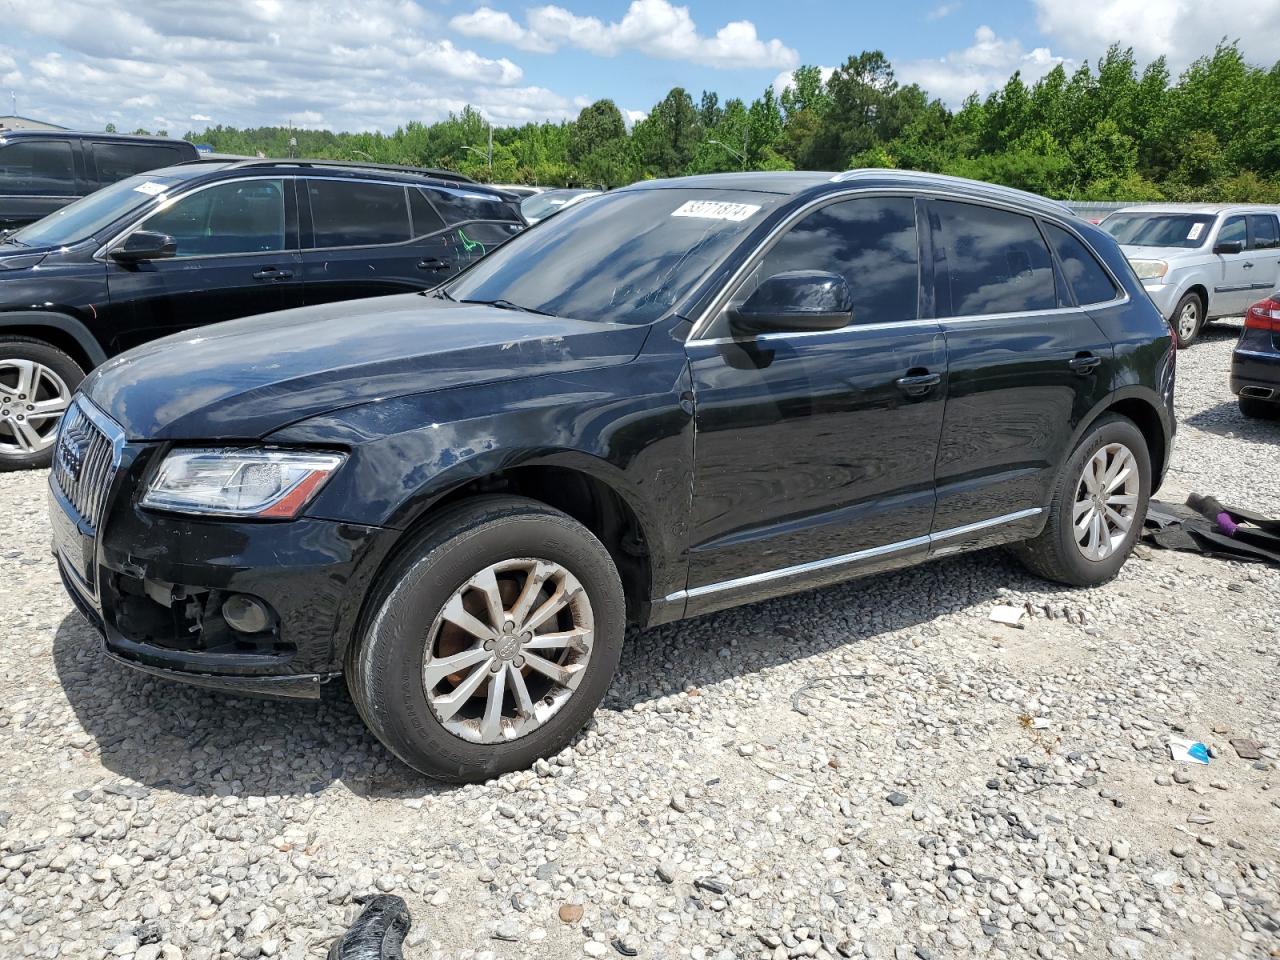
(1014, 414, 1151, 587)
(347, 496, 625, 782)
(0, 337, 84, 471)
(1171, 292, 1204, 349)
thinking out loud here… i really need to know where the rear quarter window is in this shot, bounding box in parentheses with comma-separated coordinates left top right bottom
(430, 187, 520, 224)
(1045, 224, 1119, 306)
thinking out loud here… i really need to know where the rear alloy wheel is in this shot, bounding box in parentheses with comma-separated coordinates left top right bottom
(347, 496, 625, 782)
(0, 338, 84, 471)
(1014, 414, 1151, 586)
(1172, 292, 1203, 349)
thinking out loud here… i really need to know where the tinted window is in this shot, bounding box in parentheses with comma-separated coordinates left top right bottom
(931, 201, 1056, 316)
(752, 196, 919, 325)
(447, 189, 781, 324)
(308, 180, 410, 247)
(1101, 213, 1213, 248)
(1046, 223, 1117, 306)
(11, 174, 185, 246)
(1249, 214, 1279, 250)
(409, 188, 446, 236)
(93, 142, 183, 184)
(1219, 216, 1247, 247)
(141, 179, 285, 257)
(432, 187, 520, 224)
(0, 140, 75, 196)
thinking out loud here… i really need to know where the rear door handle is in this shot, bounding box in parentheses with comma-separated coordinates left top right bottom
(895, 371, 941, 397)
(252, 267, 294, 281)
(1068, 354, 1102, 375)
(1244, 261, 1255, 269)
(417, 257, 452, 272)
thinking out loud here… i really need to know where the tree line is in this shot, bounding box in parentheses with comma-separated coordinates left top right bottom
(168, 41, 1280, 202)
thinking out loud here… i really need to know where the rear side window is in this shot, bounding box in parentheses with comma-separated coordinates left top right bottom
(753, 195, 920, 325)
(930, 200, 1056, 316)
(1045, 224, 1118, 306)
(431, 187, 520, 224)
(409, 188, 447, 236)
(93, 142, 184, 184)
(1249, 214, 1279, 250)
(307, 180, 410, 248)
(0, 140, 76, 196)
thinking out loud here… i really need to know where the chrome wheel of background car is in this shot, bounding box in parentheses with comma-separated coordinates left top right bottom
(422, 558, 594, 744)
(0, 359, 71, 455)
(1072, 442, 1140, 562)
(1177, 300, 1200, 342)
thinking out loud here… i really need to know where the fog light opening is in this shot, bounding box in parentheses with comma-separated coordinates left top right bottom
(221, 594, 272, 634)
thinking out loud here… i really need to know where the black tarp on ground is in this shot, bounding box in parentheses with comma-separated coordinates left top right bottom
(1143, 494, 1280, 565)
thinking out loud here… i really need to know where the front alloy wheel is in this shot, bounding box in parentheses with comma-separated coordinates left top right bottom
(0, 359, 73, 456)
(1172, 292, 1202, 349)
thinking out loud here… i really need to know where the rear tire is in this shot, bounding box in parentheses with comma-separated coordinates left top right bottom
(347, 496, 625, 782)
(1238, 395, 1280, 419)
(1014, 414, 1151, 587)
(0, 337, 84, 472)
(1171, 292, 1204, 349)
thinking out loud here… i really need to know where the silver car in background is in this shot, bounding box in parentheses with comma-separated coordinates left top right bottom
(1101, 204, 1280, 346)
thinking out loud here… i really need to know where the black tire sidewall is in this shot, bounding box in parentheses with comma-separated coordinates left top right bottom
(356, 504, 625, 782)
(1047, 417, 1151, 584)
(1172, 293, 1203, 349)
(0, 337, 85, 471)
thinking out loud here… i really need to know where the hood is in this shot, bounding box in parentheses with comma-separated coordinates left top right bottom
(1119, 244, 1199, 261)
(83, 293, 649, 440)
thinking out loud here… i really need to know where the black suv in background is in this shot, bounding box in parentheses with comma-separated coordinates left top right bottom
(51, 170, 1175, 782)
(0, 160, 524, 468)
(0, 129, 199, 231)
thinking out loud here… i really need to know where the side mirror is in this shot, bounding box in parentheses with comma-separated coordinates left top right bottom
(110, 230, 177, 264)
(1214, 240, 1244, 255)
(727, 270, 853, 336)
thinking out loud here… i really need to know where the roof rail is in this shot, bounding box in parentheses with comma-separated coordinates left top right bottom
(830, 168, 1072, 214)
(193, 158, 477, 184)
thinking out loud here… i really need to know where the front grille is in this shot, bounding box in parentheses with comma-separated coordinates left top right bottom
(51, 398, 121, 530)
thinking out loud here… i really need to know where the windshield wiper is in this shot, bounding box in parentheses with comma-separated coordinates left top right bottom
(0, 235, 25, 247)
(460, 297, 557, 318)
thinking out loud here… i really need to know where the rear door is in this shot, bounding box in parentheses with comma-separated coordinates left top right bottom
(925, 199, 1114, 552)
(0, 137, 81, 230)
(87, 140, 188, 187)
(1247, 213, 1280, 299)
(105, 176, 303, 351)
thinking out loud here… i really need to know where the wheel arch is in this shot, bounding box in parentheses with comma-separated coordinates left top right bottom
(1069, 389, 1170, 492)
(0, 311, 107, 372)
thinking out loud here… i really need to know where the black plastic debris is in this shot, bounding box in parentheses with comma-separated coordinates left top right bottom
(328, 896, 411, 960)
(1143, 495, 1280, 565)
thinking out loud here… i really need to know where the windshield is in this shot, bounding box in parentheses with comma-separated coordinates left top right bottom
(1101, 212, 1215, 249)
(10, 173, 186, 247)
(448, 188, 780, 324)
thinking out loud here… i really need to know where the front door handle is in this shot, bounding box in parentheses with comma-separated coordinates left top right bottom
(895, 371, 941, 397)
(1068, 353, 1102, 375)
(252, 267, 294, 281)
(417, 257, 452, 272)
(1244, 261, 1255, 269)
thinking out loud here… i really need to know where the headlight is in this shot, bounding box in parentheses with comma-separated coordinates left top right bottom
(142, 448, 345, 518)
(1129, 259, 1168, 281)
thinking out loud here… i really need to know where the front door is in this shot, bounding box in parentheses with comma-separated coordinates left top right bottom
(1213, 215, 1254, 318)
(924, 199, 1114, 548)
(106, 177, 303, 352)
(683, 194, 947, 615)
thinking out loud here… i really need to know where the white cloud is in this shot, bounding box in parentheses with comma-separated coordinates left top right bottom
(898, 26, 1071, 106)
(771, 65, 836, 97)
(3, 0, 580, 133)
(927, 3, 960, 20)
(455, 0, 798, 70)
(1033, 0, 1280, 71)
(624, 108, 648, 128)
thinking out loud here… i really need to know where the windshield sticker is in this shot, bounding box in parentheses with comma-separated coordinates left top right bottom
(1188, 223, 1205, 240)
(133, 181, 167, 196)
(671, 200, 761, 222)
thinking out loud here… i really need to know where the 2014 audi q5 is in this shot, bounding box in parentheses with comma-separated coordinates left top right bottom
(50, 170, 1176, 781)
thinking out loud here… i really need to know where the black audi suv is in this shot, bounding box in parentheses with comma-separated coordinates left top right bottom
(50, 169, 1176, 781)
(0, 159, 523, 469)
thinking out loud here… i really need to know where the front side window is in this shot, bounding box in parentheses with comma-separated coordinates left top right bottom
(931, 200, 1056, 317)
(0, 140, 76, 196)
(140, 179, 286, 257)
(741, 195, 919, 327)
(1249, 214, 1279, 250)
(446, 188, 781, 325)
(308, 180, 411, 248)
(1218, 216, 1247, 247)
(93, 142, 183, 184)
(1045, 223, 1118, 306)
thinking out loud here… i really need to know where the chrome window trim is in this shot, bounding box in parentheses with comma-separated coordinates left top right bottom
(686, 186, 1131, 343)
(665, 507, 1042, 602)
(94, 174, 293, 262)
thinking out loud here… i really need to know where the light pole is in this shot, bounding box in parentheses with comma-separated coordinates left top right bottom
(708, 134, 749, 170)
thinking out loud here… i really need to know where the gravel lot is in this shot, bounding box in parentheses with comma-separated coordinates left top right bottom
(2, 321, 1279, 960)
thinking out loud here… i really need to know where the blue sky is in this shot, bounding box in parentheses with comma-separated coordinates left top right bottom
(1, 1, 1277, 134)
